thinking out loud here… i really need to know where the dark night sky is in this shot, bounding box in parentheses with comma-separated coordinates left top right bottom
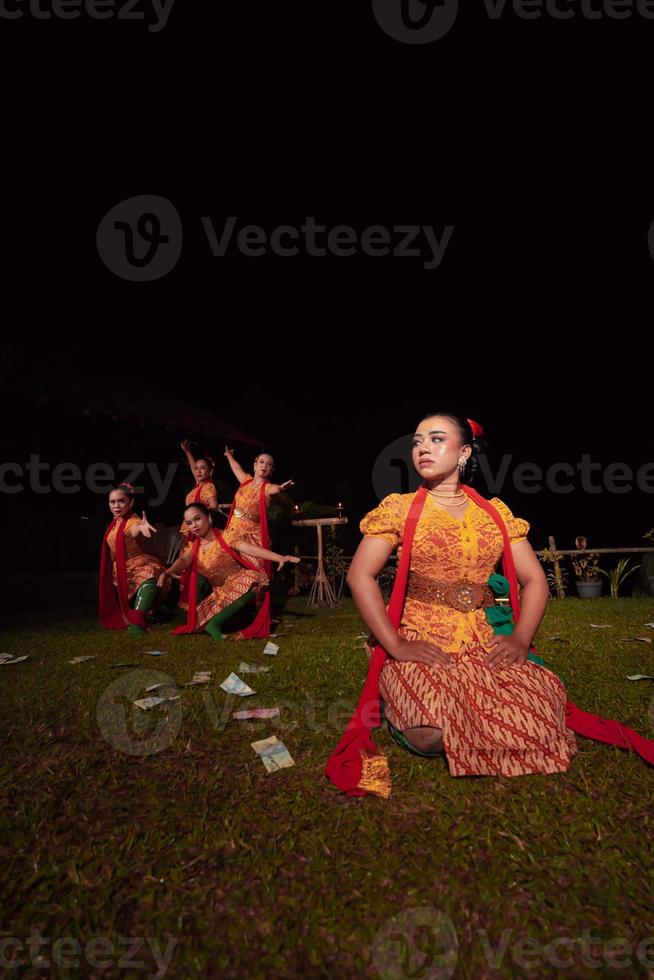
(0, 2, 652, 565)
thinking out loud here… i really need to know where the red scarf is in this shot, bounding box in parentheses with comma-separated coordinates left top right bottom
(325, 485, 654, 798)
(99, 515, 148, 631)
(173, 528, 264, 635)
(224, 478, 271, 639)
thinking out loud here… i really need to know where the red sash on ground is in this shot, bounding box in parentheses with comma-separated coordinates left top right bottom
(99, 516, 148, 631)
(325, 485, 654, 798)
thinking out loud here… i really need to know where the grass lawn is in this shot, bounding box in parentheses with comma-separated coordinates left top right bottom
(2, 597, 654, 979)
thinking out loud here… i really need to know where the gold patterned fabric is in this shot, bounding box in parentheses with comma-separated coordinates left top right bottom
(107, 516, 165, 599)
(179, 481, 218, 531)
(360, 493, 576, 777)
(180, 536, 268, 631)
(223, 478, 270, 549)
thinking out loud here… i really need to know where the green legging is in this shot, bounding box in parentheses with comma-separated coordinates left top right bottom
(126, 578, 158, 634)
(204, 591, 255, 641)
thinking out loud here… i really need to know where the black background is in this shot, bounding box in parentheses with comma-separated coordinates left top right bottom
(1, 0, 652, 565)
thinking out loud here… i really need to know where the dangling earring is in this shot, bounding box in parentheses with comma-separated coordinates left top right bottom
(458, 459, 465, 478)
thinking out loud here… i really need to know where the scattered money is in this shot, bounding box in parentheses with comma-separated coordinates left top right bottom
(183, 671, 213, 687)
(68, 656, 97, 664)
(644, 623, 654, 628)
(145, 682, 178, 693)
(0, 654, 28, 665)
(262, 642, 279, 657)
(626, 674, 654, 681)
(219, 672, 256, 697)
(238, 661, 272, 674)
(233, 707, 280, 720)
(133, 695, 181, 710)
(250, 735, 295, 772)
(621, 637, 653, 643)
(590, 624, 612, 629)
(145, 650, 166, 656)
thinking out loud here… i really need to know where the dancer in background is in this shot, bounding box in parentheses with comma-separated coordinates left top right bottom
(99, 484, 167, 634)
(180, 439, 219, 525)
(158, 503, 299, 640)
(222, 447, 295, 638)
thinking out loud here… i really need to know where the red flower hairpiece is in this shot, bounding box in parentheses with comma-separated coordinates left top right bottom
(466, 418, 484, 439)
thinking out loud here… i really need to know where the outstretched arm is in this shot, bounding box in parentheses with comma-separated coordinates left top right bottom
(485, 540, 549, 667)
(181, 439, 197, 476)
(266, 479, 295, 496)
(157, 549, 194, 586)
(128, 512, 157, 539)
(235, 540, 301, 571)
(224, 446, 249, 484)
(347, 537, 451, 667)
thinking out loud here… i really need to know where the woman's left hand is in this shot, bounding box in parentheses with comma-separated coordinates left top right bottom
(138, 511, 157, 539)
(485, 635, 529, 668)
(276, 555, 301, 571)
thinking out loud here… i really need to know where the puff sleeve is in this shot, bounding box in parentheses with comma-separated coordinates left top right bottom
(359, 494, 407, 549)
(489, 497, 530, 544)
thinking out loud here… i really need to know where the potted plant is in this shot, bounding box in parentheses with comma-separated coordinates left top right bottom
(570, 536, 603, 598)
(597, 557, 640, 598)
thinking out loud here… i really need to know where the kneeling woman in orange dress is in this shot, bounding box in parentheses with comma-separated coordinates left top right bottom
(159, 503, 299, 640)
(99, 484, 167, 634)
(326, 412, 654, 799)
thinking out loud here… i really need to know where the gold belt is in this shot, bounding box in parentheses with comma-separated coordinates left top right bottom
(233, 507, 260, 523)
(407, 573, 495, 612)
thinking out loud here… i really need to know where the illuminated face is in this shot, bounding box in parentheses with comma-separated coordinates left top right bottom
(108, 490, 133, 518)
(184, 506, 211, 537)
(254, 454, 274, 479)
(411, 415, 470, 482)
(193, 458, 212, 482)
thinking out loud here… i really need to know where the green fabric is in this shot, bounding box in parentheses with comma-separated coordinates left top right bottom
(485, 573, 562, 681)
(197, 575, 212, 601)
(386, 719, 442, 758)
(205, 591, 255, 641)
(127, 578, 157, 634)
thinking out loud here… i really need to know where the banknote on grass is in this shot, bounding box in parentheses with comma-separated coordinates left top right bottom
(250, 735, 294, 772)
(262, 642, 279, 657)
(233, 707, 280, 720)
(238, 662, 272, 674)
(219, 672, 256, 696)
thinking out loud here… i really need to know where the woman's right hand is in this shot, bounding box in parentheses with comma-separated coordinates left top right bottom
(388, 638, 452, 668)
(224, 445, 233, 457)
(181, 439, 191, 452)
